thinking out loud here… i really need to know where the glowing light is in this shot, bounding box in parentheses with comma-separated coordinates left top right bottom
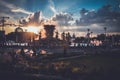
(27, 26, 39, 34)
(41, 50, 47, 54)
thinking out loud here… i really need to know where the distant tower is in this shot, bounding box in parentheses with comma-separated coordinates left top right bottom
(44, 25, 55, 39)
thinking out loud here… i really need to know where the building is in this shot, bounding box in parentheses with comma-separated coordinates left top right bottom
(6, 27, 36, 44)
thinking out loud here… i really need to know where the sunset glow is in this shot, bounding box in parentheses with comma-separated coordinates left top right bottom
(27, 26, 39, 34)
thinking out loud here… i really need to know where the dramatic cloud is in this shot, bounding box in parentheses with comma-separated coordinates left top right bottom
(0, 0, 120, 35)
(52, 12, 74, 26)
(19, 11, 43, 26)
(19, 11, 75, 27)
(11, 9, 32, 15)
(76, 5, 120, 32)
(0, 0, 33, 26)
(18, 0, 58, 27)
(0, 0, 32, 14)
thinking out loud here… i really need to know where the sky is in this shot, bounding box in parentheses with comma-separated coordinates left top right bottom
(0, 0, 120, 36)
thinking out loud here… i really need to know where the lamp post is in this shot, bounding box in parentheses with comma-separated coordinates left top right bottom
(104, 27, 107, 37)
(87, 28, 90, 46)
(104, 27, 107, 41)
(0, 17, 12, 46)
(0, 17, 10, 31)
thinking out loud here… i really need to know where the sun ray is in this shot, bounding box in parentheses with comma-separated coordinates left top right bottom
(27, 26, 39, 34)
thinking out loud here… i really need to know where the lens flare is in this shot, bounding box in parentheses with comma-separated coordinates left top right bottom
(27, 26, 39, 34)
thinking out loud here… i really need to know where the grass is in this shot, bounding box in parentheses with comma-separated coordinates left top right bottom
(39, 53, 120, 80)
(0, 51, 120, 80)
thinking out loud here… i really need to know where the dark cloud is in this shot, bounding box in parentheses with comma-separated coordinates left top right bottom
(0, 0, 31, 21)
(52, 12, 74, 26)
(20, 11, 74, 27)
(76, 5, 120, 32)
